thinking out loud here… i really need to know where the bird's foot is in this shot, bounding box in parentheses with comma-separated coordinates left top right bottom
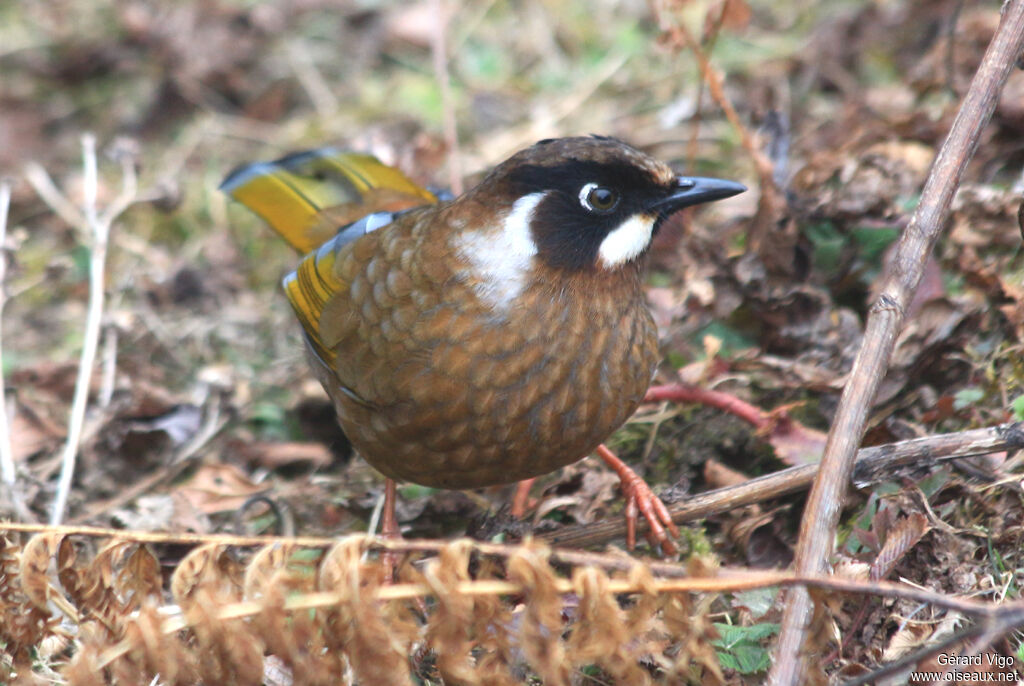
(596, 444, 679, 556)
(510, 477, 537, 518)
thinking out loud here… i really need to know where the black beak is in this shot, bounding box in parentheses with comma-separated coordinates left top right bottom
(649, 176, 746, 215)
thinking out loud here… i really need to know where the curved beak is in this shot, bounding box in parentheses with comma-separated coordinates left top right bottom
(649, 176, 746, 215)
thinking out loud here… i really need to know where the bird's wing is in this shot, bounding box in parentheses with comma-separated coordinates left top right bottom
(221, 148, 440, 366)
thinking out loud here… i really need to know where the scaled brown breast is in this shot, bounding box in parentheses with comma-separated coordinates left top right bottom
(307, 199, 659, 489)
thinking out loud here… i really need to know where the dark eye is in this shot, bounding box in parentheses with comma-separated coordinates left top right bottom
(579, 183, 619, 212)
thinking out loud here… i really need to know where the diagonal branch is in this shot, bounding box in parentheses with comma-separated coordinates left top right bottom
(539, 422, 1024, 549)
(770, 3, 1024, 683)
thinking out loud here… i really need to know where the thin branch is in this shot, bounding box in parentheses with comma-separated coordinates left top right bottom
(366, 483, 387, 537)
(684, 1, 730, 167)
(99, 145, 138, 228)
(0, 180, 15, 489)
(771, 4, 1024, 683)
(23, 163, 86, 232)
(654, 2, 774, 188)
(541, 422, 1024, 549)
(50, 135, 105, 524)
(645, 383, 768, 428)
(29, 135, 138, 525)
(2, 516, 1013, 678)
(0, 174, 28, 538)
(0, 519, 692, 581)
(843, 615, 1020, 686)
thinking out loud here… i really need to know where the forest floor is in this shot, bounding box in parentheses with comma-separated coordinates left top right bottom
(3, 0, 1024, 682)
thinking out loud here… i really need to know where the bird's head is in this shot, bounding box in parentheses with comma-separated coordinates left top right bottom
(461, 136, 745, 275)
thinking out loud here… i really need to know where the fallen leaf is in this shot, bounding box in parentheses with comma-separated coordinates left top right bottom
(232, 439, 333, 469)
(9, 400, 64, 462)
(176, 463, 267, 515)
(759, 407, 828, 467)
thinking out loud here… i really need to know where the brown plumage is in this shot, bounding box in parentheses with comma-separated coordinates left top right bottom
(223, 135, 744, 547)
(315, 213, 659, 488)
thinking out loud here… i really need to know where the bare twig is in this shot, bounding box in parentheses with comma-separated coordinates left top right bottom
(944, 0, 967, 94)
(0, 521, 1017, 624)
(207, 569, 1007, 620)
(99, 143, 139, 228)
(770, 5, 1024, 683)
(22, 164, 86, 230)
(0, 182, 11, 481)
(0, 180, 17, 496)
(19, 420, 1018, 550)
(50, 134, 107, 525)
(0, 520, 691, 579)
(24, 135, 139, 525)
(843, 614, 1022, 686)
(684, 1, 730, 167)
(654, 2, 774, 189)
(366, 483, 387, 537)
(645, 383, 767, 428)
(541, 422, 1024, 549)
(653, 1, 794, 273)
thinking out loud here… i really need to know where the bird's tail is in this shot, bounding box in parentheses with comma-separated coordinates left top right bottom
(220, 148, 438, 254)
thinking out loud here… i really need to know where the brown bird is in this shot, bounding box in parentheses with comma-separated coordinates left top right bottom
(222, 136, 744, 553)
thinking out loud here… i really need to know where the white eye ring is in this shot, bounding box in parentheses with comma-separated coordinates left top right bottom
(579, 182, 600, 209)
(578, 182, 619, 212)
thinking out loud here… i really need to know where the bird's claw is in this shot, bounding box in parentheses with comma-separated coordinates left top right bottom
(620, 469, 679, 555)
(596, 444, 679, 556)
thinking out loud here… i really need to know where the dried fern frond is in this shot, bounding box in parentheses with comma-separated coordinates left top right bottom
(0, 528, 764, 684)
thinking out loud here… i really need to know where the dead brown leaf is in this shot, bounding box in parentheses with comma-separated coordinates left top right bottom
(231, 439, 333, 469)
(176, 463, 267, 515)
(759, 407, 828, 467)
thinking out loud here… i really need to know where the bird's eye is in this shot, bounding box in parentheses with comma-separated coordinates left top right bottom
(579, 183, 619, 213)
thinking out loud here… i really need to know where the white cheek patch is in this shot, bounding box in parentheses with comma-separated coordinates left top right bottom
(597, 213, 656, 268)
(455, 192, 543, 311)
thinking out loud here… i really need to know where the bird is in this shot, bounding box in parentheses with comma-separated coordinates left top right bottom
(221, 136, 745, 554)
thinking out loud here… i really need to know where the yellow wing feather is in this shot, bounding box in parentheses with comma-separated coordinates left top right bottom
(282, 239, 347, 364)
(222, 148, 438, 364)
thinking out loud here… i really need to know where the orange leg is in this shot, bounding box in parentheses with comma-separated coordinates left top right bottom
(596, 444, 679, 555)
(510, 478, 536, 518)
(380, 478, 400, 539)
(379, 478, 401, 580)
